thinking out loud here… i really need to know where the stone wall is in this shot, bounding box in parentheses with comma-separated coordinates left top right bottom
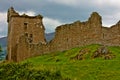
(7, 7, 46, 61)
(47, 12, 102, 52)
(7, 7, 120, 62)
(102, 21, 120, 46)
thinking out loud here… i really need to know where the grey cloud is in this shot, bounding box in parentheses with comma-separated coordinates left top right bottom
(0, 0, 120, 37)
(0, 0, 47, 11)
(0, 0, 119, 23)
(0, 23, 7, 37)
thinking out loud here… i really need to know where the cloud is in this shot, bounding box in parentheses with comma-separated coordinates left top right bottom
(0, 0, 47, 11)
(48, 0, 79, 7)
(0, 0, 120, 37)
(102, 12, 120, 27)
(0, 12, 7, 23)
(0, 12, 7, 37)
(19, 11, 36, 16)
(48, 0, 120, 8)
(43, 17, 64, 33)
(93, 0, 120, 7)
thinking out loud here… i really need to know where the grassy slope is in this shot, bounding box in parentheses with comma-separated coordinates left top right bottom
(24, 44, 120, 80)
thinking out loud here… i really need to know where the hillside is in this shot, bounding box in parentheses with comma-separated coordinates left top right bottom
(20, 44, 120, 80)
(0, 37, 7, 48)
(1, 44, 120, 80)
(45, 32, 55, 42)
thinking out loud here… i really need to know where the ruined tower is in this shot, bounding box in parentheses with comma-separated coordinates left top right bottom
(7, 7, 46, 61)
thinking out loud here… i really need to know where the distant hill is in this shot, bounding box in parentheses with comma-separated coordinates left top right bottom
(0, 37, 7, 48)
(0, 37, 7, 60)
(0, 32, 55, 47)
(0, 32, 55, 60)
(45, 32, 55, 42)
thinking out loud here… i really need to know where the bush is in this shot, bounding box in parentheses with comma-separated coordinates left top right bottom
(0, 45, 2, 52)
(0, 62, 70, 80)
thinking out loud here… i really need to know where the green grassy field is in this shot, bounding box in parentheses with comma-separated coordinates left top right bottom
(21, 44, 120, 80)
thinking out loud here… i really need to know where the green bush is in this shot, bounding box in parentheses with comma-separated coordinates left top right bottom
(0, 45, 2, 52)
(0, 62, 70, 80)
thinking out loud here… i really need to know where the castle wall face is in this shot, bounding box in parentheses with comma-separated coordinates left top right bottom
(7, 7, 120, 62)
(48, 12, 103, 52)
(7, 7, 46, 61)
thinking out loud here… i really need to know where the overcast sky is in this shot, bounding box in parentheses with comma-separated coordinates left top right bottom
(0, 0, 120, 37)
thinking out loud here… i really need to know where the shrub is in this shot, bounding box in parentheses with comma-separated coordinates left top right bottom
(0, 45, 2, 52)
(0, 62, 70, 80)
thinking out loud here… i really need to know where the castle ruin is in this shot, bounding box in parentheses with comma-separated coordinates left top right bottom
(7, 7, 120, 62)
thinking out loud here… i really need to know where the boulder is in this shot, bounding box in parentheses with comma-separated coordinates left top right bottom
(70, 48, 90, 60)
(92, 46, 115, 60)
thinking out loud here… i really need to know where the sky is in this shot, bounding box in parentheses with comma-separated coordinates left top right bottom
(0, 0, 120, 37)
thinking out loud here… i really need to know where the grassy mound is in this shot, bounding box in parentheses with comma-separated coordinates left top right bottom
(1, 44, 120, 80)
(24, 44, 120, 80)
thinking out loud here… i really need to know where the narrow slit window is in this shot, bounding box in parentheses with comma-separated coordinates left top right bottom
(103, 33, 104, 39)
(29, 34, 33, 43)
(24, 23, 28, 30)
(25, 32, 28, 37)
(30, 34, 33, 38)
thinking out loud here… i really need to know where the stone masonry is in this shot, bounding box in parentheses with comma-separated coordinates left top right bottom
(6, 7, 120, 62)
(7, 7, 46, 61)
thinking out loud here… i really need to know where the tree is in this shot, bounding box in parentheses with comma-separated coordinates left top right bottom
(0, 45, 2, 52)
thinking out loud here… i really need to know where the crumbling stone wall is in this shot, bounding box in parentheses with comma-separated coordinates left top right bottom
(102, 21, 120, 46)
(7, 7, 46, 61)
(7, 7, 120, 62)
(48, 12, 103, 52)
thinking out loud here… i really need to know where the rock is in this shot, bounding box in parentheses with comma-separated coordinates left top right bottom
(92, 46, 115, 60)
(104, 54, 116, 60)
(70, 48, 90, 60)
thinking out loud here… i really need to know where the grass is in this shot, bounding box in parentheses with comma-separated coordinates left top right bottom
(20, 44, 120, 80)
(0, 44, 120, 80)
